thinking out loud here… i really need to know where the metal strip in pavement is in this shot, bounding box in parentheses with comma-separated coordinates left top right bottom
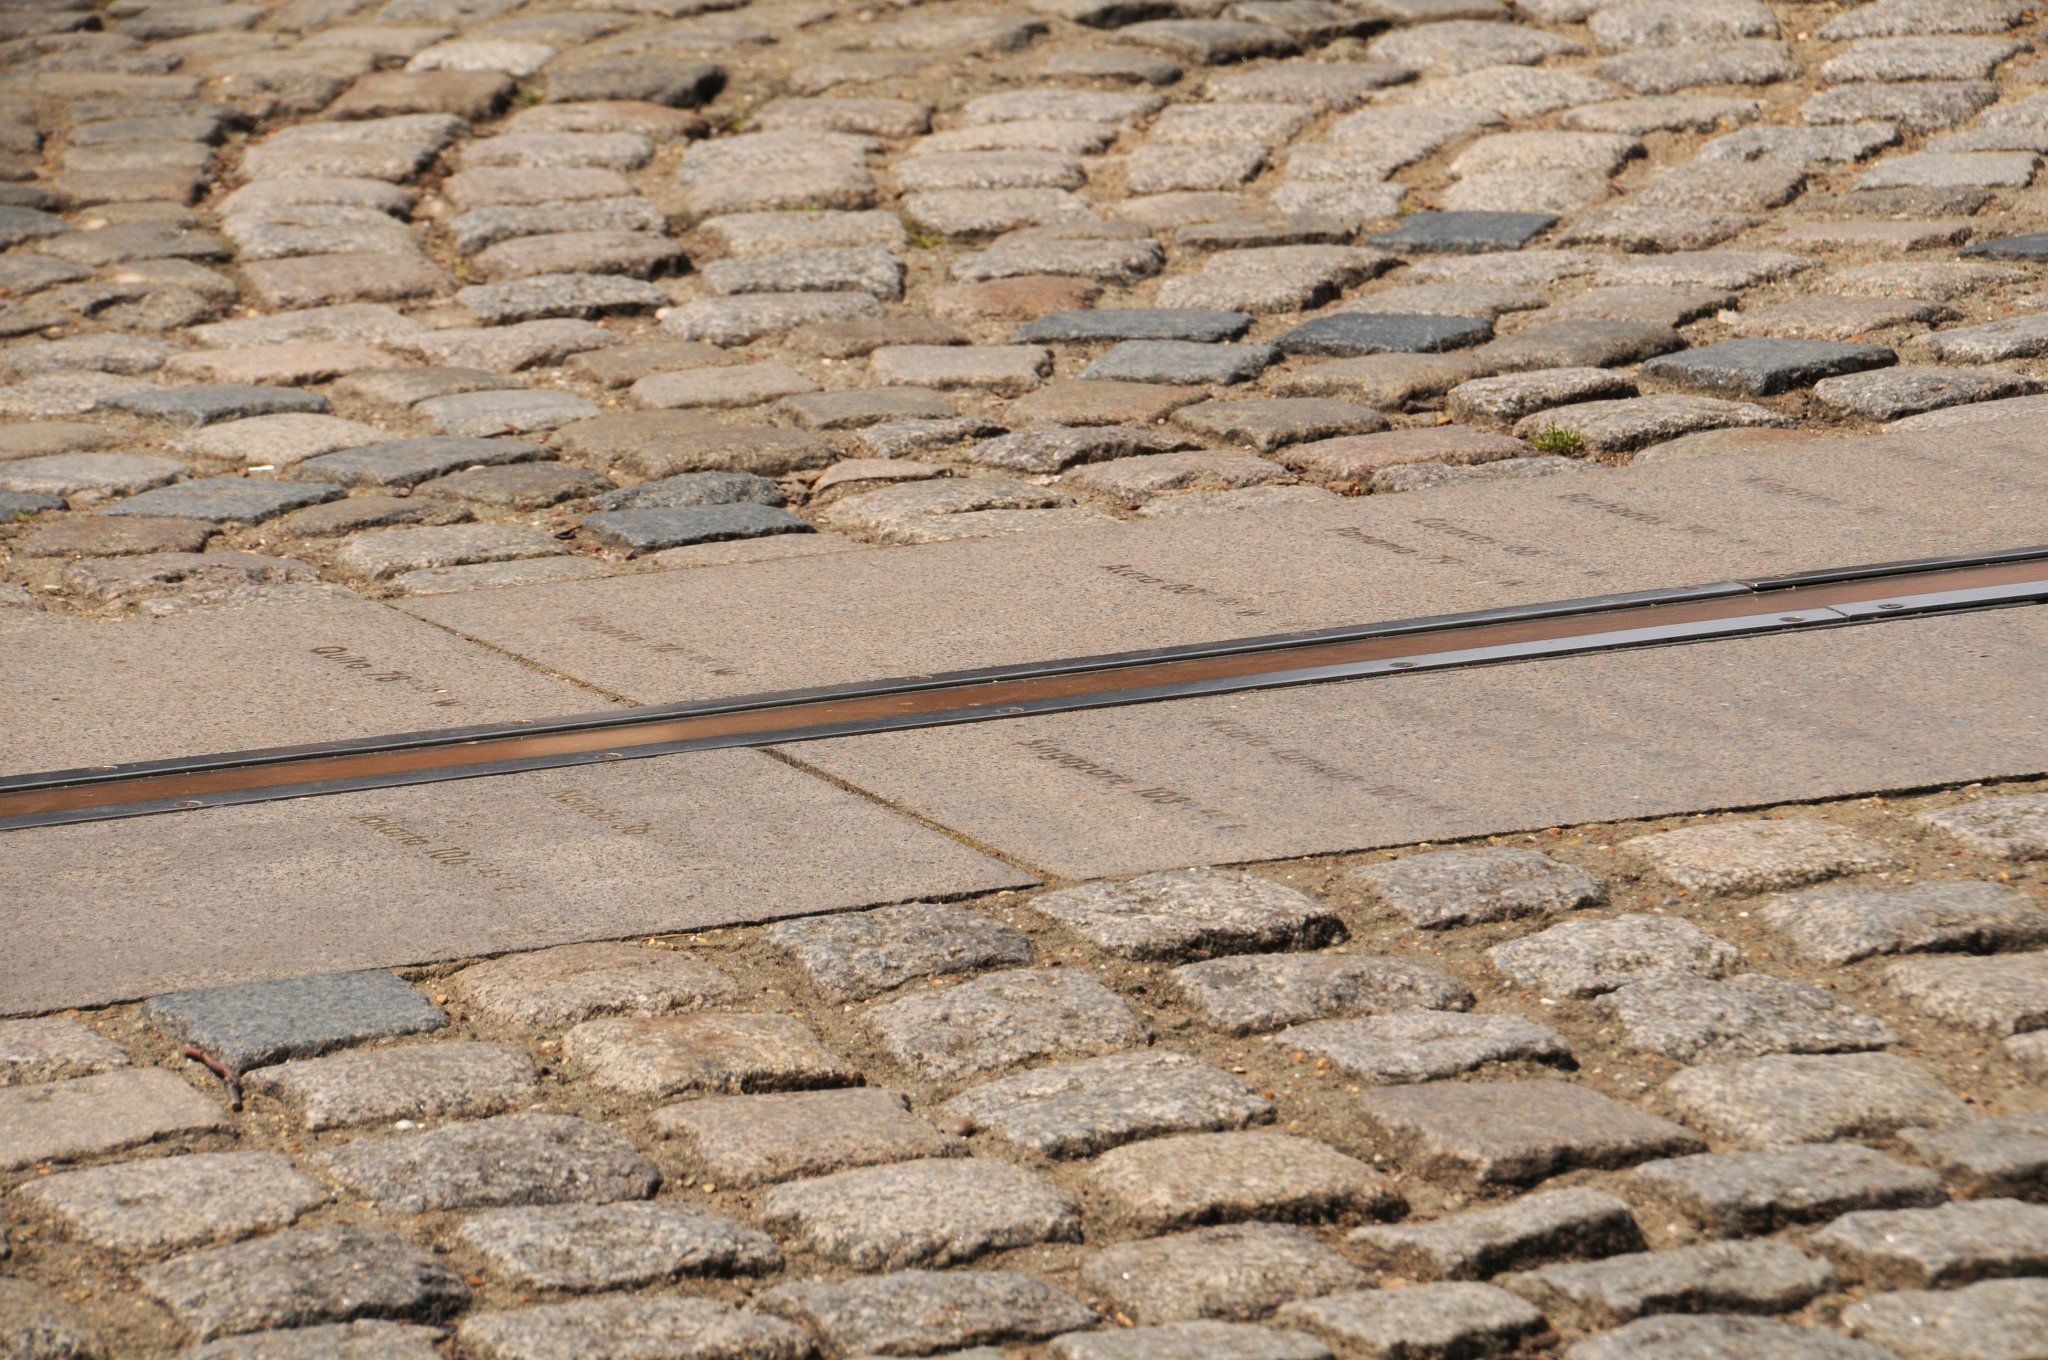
(3, 547, 2046, 831)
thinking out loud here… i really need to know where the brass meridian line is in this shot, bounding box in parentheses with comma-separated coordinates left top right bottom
(2, 554, 2045, 829)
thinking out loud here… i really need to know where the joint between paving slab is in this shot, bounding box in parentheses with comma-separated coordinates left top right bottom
(397, 604, 644, 709)
(763, 745, 1058, 885)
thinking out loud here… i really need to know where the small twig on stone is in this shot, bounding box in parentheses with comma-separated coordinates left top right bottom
(182, 1044, 242, 1110)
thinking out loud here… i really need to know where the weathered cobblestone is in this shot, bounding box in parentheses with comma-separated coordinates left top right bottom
(1596, 973, 1897, 1061)
(1027, 869, 1341, 961)
(1356, 1080, 1702, 1187)
(1080, 1222, 1365, 1324)
(1349, 1186, 1644, 1281)
(16, 1151, 325, 1256)
(1626, 1143, 1945, 1236)
(1566, 1315, 1895, 1360)
(1488, 915, 1740, 998)
(139, 1225, 469, 1342)
(765, 903, 1033, 1001)
(652, 1087, 960, 1190)
(1813, 1199, 2048, 1287)
(1916, 794, 2048, 859)
(0, 1279, 105, 1360)
(1840, 1278, 2048, 1360)
(1087, 1130, 1398, 1231)
(1884, 951, 2048, 1034)
(753, 1271, 1096, 1356)
(1277, 1283, 1545, 1358)
(863, 968, 1148, 1082)
(1900, 1111, 2048, 1200)
(0, 1069, 226, 1171)
(455, 1202, 781, 1291)
(242, 1041, 537, 1130)
(1626, 820, 1901, 893)
(939, 1050, 1270, 1157)
(311, 1112, 661, 1213)
(566, 1013, 859, 1098)
(1281, 1011, 1575, 1084)
(1758, 880, 2048, 964)
(1169, 952, 1473, 1035)
(1499, 1240, 1839, 1330)
(0, 1018, 129, 1086)
(759, 1157, 1080, 1269)
(1664, 1053, 1970, 1147)
(457, 1298, 807, 1360)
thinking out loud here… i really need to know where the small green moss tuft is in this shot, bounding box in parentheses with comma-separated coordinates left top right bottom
(1529, 425, 1586, 456)
(901, 219, 946, 250)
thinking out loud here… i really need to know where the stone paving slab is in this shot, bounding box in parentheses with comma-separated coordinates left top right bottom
(0, 753, 1028, 1015)
(0, 585, 587, 775)
(789, 607, 2048, 878)
(397, 437, 2048, 709)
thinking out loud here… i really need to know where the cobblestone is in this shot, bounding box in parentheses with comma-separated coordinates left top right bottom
(1840, 1278, 2048, 1360)
(1916, 794, 2048, 859)
(1597, 973, 1896, 1061)
(1664, 1053, 1970, 1147)
(1488, 915, 1740, 998)
(565, 1013, 858, 1098)
(139, 1225, 469, 1342)
(938, 1050, 1270, 1157)
(1350, 848, 1605, 928)
(1813, 1199, 2048, 1288)
(1349, 1186, 1643, 1281)
(310, 1111, 661, 1213)
(759, 1157, 1080, 1269)
(1170, 952, 1473, 1035)
(457, 1298, 806, 1360)
(1356, 1080, 1702, 1187)
(1500, 1240, 1839, 1330)
(1566, 1316, 1895, 1360)
(1626, 1143, 1946, 1236)
(753, 1271, 1096, 1356)
(1080, 1222, 1365, 1324)
(455, 1202, 780, 1291)
(0, 1069, 226, 1171)
(1276, 1283, 1546, 1359)
(1900, 1111, 2048, 1200)
(1027, 869, 1340, 961)
(863, 968, 1148, 1082)
(16, 1151, 326, 1256)
(765, 903, 1033, 1001)
(0, 1018, 129, 1086)
(1280, 1011, 1575, 1084)
(242, 1041, 537, 1130)
(652, 1087, 962, 1188)
(1884, 952, 2048, 1035)
(1625, 820, 1901, 894)
(1759, 880, 2048, 964)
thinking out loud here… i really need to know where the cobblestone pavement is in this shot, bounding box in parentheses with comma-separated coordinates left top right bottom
(6, 0, 2048, 1355)
(2, 782, 2046, 1357)
(8, 0, 2048, 606)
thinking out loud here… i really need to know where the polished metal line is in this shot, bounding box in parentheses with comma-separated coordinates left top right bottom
(3, 549, 2045, 831)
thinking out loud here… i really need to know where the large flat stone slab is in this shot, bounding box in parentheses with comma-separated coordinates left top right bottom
(1, 586, 582, 775)
(788, 607, 2048, 878)
(397, 434, 2048, 709)
(0, 752, 1027, 1015)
